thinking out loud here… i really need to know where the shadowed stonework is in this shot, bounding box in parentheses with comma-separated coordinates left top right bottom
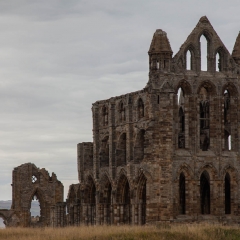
(2, 16, 240, 227)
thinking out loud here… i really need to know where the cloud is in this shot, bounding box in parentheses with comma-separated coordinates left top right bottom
(0, 0, 240, 200)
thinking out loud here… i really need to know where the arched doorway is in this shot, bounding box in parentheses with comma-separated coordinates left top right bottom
(30, 195, 41, 226)
(0, 216, 6, 229)
(200, 171, 210, 214)
(225, 173, 231, 214)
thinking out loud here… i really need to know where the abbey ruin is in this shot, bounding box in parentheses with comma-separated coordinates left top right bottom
(1, 16, 240, 226)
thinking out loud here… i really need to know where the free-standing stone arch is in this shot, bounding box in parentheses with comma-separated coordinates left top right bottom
(6, 163, 64, 227)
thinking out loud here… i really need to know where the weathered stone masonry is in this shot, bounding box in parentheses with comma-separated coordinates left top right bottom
(2, 16, 240, 227)
(65, 16, 240, 225)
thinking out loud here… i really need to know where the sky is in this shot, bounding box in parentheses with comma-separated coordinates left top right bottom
(0, 0, 239, 200)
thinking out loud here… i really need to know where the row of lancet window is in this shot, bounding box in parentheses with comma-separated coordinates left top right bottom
(100, 130, 145, 168)
(69, 175, 146, 225)
(178, 87, 231, 151)
(101, 98, 145, 126)
(186, 35, 224, 72)
(179, 171, 231, 215)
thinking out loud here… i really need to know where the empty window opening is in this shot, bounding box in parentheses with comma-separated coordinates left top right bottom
(186, 50, 192, 70)
(179, 173, 186, 214)
(157, 95, 159, 104)
(32, 175, 37, 183)
(177, 88, 184, 105)
(164, 60, 166, 69)
(225, 173, 231, 214)
(200, 171, 210, 214)
(30, 195, 41, 226)
(216, 52, 221, 72)
(178, 107, 185, 148)
(228, 135, 231, 150)
(200, 35, 208, 71)
(156, 61, 159, 69)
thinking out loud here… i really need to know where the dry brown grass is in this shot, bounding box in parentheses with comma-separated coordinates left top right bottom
(0, 224, 240, 240)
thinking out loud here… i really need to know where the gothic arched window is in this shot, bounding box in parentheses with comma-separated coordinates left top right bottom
(179, 173, 186, 214)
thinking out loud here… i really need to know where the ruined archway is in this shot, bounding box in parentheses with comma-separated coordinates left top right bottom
(8, 163, 64, 227)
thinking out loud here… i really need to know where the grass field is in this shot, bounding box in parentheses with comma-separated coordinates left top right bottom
(0, 224, 240, 240)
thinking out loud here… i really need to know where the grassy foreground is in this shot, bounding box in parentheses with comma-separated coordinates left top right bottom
(1, 224, 240, 240)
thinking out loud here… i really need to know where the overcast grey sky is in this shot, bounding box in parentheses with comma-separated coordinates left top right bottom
(0, 0, 239, 200)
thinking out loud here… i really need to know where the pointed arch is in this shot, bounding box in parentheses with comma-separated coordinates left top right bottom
(215, 46, 226, 72)
(185, 44, 197, 71)
(116, 174, 131, 224)
(197, 80, 216, 96)
(222, 82, 238, 97)
(137, 173, 147, 225)
(200, 34, 208, 71)
(175, 80, 192, 96)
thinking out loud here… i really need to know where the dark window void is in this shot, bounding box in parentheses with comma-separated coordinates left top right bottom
(123, 181, 131, 224)
(100, 136, 109, 167)
(199, 87, 210, 151)
(200, 171, 210, 214)
(116, 133, 127, 166)
(178, 88, 185, 148)
(105, 183, 112, 224)
(225, 173, 231, 214)
(216, 52, 221, 72)
(102, 106, 108, 126)
(179, 173, 186, 214)
(119, 102, 126, 122)
(134, 129, 145, 163)
(140, 178, 146, 225)
(138, 98, 144, 119)
(200, 35, 208, 71)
